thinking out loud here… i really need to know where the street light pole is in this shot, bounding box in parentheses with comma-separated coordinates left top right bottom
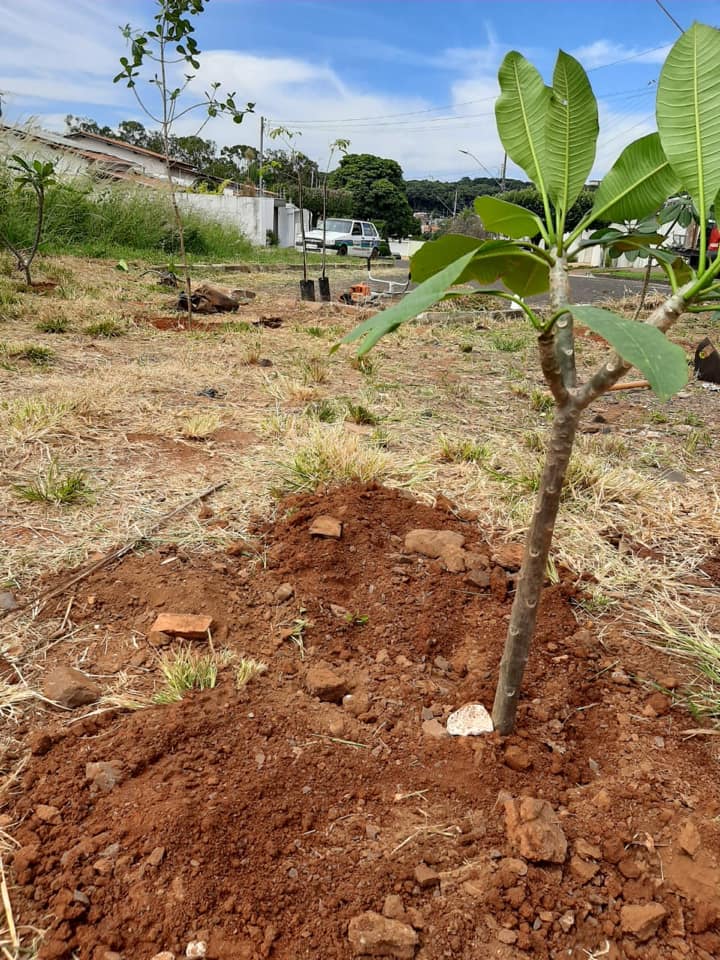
(459, 148, 507, 192)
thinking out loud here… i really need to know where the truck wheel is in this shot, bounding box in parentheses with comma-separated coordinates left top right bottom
(337, 245, 348, 256)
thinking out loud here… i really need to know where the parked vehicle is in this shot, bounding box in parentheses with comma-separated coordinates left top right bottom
(301, 218, 381, 257)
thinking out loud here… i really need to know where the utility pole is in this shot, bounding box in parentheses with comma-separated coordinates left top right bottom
(453, 187, 458, 217)
(258, 115, 265, 197)
(500, 151, 507, 193)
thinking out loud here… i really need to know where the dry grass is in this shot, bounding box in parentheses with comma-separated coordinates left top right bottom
(271, 422, 426, 494)
(180, 412, 221, 440)
(0, 254, 718, 720)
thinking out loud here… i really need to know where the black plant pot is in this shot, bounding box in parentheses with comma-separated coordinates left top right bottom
(300, 279, 316, 301)
(318, 277, 331, 301)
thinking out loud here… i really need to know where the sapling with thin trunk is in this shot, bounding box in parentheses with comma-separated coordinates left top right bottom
(114, 0, 253, 323)
(337, 21, 720, 733)
(269, 127, 313, 297)
(321, 139, 350, 284)
(0, 155, 56, 286)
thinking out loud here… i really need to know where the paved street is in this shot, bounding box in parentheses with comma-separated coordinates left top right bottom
(371, 261, 670, 305)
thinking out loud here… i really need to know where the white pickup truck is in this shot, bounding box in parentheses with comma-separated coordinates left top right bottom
(301, 218, 381, 258)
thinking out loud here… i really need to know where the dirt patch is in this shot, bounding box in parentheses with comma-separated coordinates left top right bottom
(124, 433, 208, 467)
(7, 485, 720, 960)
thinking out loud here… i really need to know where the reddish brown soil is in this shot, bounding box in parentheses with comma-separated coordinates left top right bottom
(7, 485, 720, 960)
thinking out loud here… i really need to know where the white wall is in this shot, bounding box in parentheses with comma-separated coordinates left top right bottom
(178, 192, 274, 245)
(389, 239, 425, 259)
(178, 193, 309, 247)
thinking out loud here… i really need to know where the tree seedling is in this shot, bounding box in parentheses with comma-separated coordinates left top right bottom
(0, 156, 56, 286)
(114, 0, 253, 323)
(337, 21, 720, 733)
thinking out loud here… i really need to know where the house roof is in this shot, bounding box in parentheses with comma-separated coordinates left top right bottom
(0, 124, 135, 172)
(65, 131, 197, 171)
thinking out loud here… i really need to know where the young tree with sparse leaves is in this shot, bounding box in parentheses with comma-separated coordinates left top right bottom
(0, 155, 56, 286)
(338, 22, 720, 733)
(114, 0, 253, 319)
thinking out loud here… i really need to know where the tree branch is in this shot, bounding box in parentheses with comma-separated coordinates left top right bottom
(538, 330, 570, 405)
(549, 254, 577, 388)
(576, 292, 686, 408)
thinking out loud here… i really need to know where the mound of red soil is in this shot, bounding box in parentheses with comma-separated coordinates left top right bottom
(9, 485, 720, 960)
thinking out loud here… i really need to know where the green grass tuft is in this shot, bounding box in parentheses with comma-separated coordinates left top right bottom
(14, 460, 91, 505)
(438, 435, 490, 464)
(36, 317, 71, 334)
(345, 401, 380, 426)
(152, 646, 227, 704)
(1, 341, 55, 365)
(84, 319, 126, 338)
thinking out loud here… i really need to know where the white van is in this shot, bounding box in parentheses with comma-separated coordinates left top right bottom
(301, 219, 381, 257)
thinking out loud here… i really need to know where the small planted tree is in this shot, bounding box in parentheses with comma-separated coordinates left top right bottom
(337, 22, 720, 733)
(0, 155, 56, 286)
(269, 127, 315, 299)
(319, 138, 350, 299)
(114, 0, 253, 320)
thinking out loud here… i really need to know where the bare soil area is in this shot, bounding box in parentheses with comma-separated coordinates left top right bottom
(1, 257, 720, 960)
(7, 485, 720, 960)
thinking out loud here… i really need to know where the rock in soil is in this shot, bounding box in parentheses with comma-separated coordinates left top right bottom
(42, 665, 101, 707)
(678, 819, 702, 858)
(491, 543, 524, 570)
(504, 745, 532, 771)
(149, 612, 213, 639)
(305, 662, 348, 701)
(274, 582, 294, 603)
(404, 529, 465, 558)
(414, 863, 440, 889)
(503, 796, 567, 863)
(421, 717, 449, 739)
(347, 911, 418, 958)
(0, 589, 19, 612)
(309, 514, 343, 538)
(620, 902, 667, 941)
(85, 761, 123, 794)
(446, 703, 493, 736)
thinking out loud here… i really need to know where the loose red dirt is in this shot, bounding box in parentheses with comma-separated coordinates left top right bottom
(7, 485, 720, 960)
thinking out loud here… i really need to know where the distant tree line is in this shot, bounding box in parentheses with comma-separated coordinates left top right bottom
(64, 118, 597, 239)
(405, 176, 529, 216)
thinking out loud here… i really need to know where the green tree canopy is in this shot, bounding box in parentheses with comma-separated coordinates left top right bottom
(329, 153, 417, 237)
(500, 186, 597, 231)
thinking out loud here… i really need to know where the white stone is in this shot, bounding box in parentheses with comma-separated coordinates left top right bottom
(185, 943, 207, 958)
(446, 703, 493, 736)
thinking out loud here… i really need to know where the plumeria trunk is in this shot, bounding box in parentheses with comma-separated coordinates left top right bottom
(491, 264, 687, 735)
(491, 401, 580, 733)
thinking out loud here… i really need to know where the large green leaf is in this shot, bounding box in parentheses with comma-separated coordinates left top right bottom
(590, 134, 681, 224)
(462, 249, 550, 297)
(571, 305, 688, 399)
(474, 196, 543, 238)
(411, 234, 550, 298)
(546, 50, 598, 216)
(337, 250, 478, 355)
(495, 52, 551, 197)
(657, 23, 720, 217)
(411, 235, 485, 283)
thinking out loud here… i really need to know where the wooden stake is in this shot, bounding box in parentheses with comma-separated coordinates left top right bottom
(607, 380, 650, 392)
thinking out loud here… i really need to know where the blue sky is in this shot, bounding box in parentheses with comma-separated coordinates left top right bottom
(1, 0, 717, 180)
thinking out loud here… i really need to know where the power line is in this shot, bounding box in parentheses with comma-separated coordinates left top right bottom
(586, 41, 670, 71)
(654, 0, 684, 33)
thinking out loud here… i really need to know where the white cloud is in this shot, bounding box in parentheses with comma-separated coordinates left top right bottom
(571, 39, 671, 69)
(0, 0, 665, 182)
